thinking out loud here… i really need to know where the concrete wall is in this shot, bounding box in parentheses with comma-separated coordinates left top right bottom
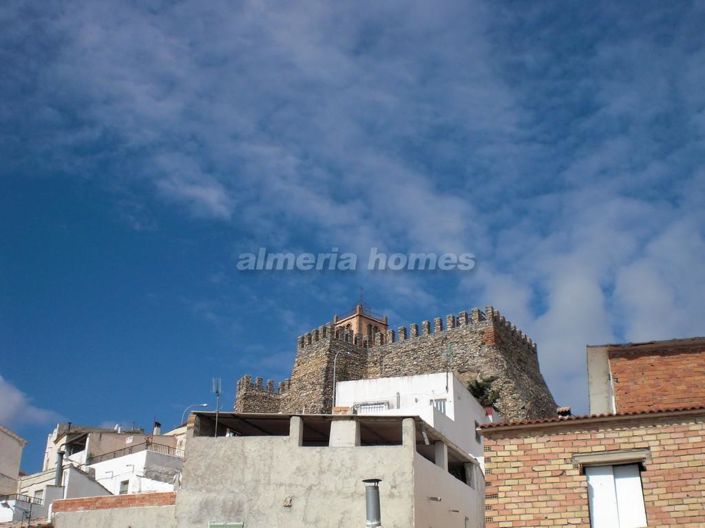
(0, 426, 26, 494)
(413, 453, 483, 528)
(52, 494, 176, 528)
(586, 345, 614, 414)
(63, 466, 111, 499)
(54, 504, 176, 528)
(175, 418, 418, 528)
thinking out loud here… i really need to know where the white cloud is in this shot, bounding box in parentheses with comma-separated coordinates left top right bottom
(615, 221, 705, 341)
(3, 1, 705, 416)
(0, 374, 60, 427)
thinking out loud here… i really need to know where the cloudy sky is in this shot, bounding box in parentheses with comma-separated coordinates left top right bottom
(2, 1, 704, 470)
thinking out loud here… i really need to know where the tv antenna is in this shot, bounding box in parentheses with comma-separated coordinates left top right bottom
(445, 343, 454, 392)
(211, 377, 222, 437)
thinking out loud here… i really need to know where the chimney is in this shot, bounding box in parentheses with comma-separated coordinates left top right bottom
(557, 406, 572, 418)
(152, 421, 162, 436)
(362, 479, 382, 527)
(54, 451, 65, 486)
(485, 406, 495, 422)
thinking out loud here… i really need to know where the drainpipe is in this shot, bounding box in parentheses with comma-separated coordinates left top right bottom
(362, 478, 382, 527)
(54, 451, 65, 486)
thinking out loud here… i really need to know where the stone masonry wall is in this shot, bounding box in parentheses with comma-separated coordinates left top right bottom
(235, 306, 557, 421)
(234, 376, 285, 413)
(482, 411, 705, 527)
(609, 343, 705, 413)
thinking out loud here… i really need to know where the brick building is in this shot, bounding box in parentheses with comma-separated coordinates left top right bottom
(588, 337, 705, 414)
(481, 336, 705, 527)
(235, 304, 558, 421)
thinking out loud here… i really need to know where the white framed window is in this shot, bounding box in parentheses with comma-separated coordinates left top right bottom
(585, 464, 647, 528)
(431, 398, 446, 415)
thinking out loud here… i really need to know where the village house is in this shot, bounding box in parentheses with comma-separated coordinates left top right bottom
(481, 336, 705, 527)
(10, 421, 186, 524)
(0, 425, 29, 524)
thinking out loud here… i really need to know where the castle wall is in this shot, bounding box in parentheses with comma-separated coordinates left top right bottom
(235, 306, 557, 421)
(281, 331, 365, 414)
(235, 376, 285, 413)
(360, 307, 555, 420)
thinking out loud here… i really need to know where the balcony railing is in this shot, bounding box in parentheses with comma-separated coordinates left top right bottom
(87, 442, 184, 465)
(0, 494, 43, 506)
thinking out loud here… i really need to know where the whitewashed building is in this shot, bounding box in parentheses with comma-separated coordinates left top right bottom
(335, 372, 499, 465)
(16, 422, 184, 521)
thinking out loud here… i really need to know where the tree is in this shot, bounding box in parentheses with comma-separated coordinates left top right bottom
(467, 375, 500, 408)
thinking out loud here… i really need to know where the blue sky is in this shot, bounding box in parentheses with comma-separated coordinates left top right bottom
(2, 1, 705, 472)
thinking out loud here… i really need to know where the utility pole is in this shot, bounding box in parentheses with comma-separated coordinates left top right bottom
(212, 377, 222, 437)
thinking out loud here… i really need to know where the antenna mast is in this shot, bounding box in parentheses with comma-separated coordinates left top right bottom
(211, 377, 222, 437)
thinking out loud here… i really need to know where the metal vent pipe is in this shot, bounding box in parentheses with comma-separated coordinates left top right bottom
(54, 451, 65, 486)
(362, 478, 382, 527)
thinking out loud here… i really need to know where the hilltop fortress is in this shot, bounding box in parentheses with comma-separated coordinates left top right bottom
(235, 304, 557, 421)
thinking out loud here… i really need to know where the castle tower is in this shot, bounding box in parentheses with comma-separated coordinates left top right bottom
(333, 304, 388, 342)
(235, 305, 557, 421)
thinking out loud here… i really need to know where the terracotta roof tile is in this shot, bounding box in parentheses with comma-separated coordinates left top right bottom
(480, 405, 705, 431)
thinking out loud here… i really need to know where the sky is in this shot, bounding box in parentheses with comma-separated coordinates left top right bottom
(1, 0, 705, 472)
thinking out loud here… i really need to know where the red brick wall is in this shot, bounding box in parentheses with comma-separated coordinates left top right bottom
(52, 492, 176, 512)
(610, 346, 705, 412)
(483, 413, 705, 527)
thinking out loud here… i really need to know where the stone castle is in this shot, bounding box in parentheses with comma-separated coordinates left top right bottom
(235, 304, 557, 421)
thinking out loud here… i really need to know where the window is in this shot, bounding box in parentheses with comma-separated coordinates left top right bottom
(431, 398, 446, 415)
(466, 463, 475, 488)
(34, 490, 44, 502)
(585, 464, 647, 528)
(119, 480, 129, 495)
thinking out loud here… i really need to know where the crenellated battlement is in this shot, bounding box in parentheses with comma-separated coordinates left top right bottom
(376, 306, 489, 345)
(237, 374, 291, 395)
(295, 305, 533, 347)
(491, 308, 537, 352)
(293, 305, 537, 354)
